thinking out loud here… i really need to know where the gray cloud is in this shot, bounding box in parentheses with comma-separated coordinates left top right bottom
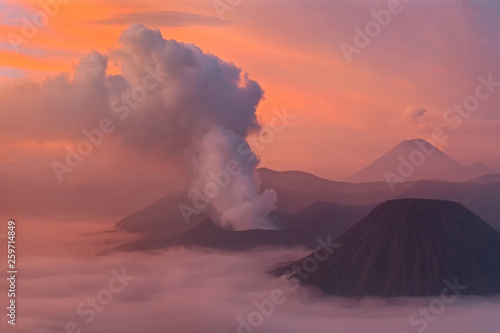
(95, 11, 226, 27)
(0, 24, 276, 230)
(403, 107, 427, 124)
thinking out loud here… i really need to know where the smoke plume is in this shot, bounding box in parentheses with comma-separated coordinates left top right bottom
(108, 25, 277, 229)
(0, 24, 277, 229)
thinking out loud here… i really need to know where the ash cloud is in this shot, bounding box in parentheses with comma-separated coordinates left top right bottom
(0, 24, 277, 230)
(108, 25, 277, 229)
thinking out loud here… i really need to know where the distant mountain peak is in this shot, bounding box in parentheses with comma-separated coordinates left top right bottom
(350, 139, 493, 183)
(400, 138, 431, 145)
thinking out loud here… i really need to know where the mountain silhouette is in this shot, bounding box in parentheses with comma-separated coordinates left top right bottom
(276, 199, 500, 297)
(112, 201, 373, 252)
(350, 139, 495, 183)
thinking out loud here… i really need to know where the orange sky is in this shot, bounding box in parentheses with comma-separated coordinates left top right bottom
(1, 0, 500, 216)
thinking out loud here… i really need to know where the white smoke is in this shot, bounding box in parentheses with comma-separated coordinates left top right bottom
(107, 24, 277, 230)
(188, 126, 277, 230)
(0, 24, 278, 229)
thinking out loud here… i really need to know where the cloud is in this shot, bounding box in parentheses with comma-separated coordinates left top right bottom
(14, 244, 500, 333)
(0, 24, 276, 230)
(4, 0, 500, 183)
(403, 107, 427, 124)
(95, 11, 226, 27)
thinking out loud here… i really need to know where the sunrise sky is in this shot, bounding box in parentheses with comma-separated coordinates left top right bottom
(1, 0, 500, 217)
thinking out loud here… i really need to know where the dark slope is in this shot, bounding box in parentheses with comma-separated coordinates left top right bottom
(114, 167, 500, 242)
(114, 191, 208, 235)
(113, 202, 373, 252)
(276, 201, 374, 234)
(278, 199, 500, 297)
(396, 181, 500, 231)
(467, 173, 500, 184)
(259, 168, 413, 213)
(258, 167, 392, 193)
(115, 220, 321, 251)
(114, 168, 408, 234)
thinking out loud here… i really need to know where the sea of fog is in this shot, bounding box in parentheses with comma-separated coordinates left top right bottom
(2, 217, 499, 333)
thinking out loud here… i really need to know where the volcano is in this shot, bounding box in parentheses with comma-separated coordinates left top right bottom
(350, 139, 495, 183)
(276, 199, 500, 297)
(112, 201, 374, 252)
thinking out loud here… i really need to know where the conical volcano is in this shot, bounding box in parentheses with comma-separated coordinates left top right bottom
(280, 199, 500, 297)
(350, 139, 495, 182)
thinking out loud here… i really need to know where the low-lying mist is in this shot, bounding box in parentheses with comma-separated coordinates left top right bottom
(11, 227, 500, 333)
